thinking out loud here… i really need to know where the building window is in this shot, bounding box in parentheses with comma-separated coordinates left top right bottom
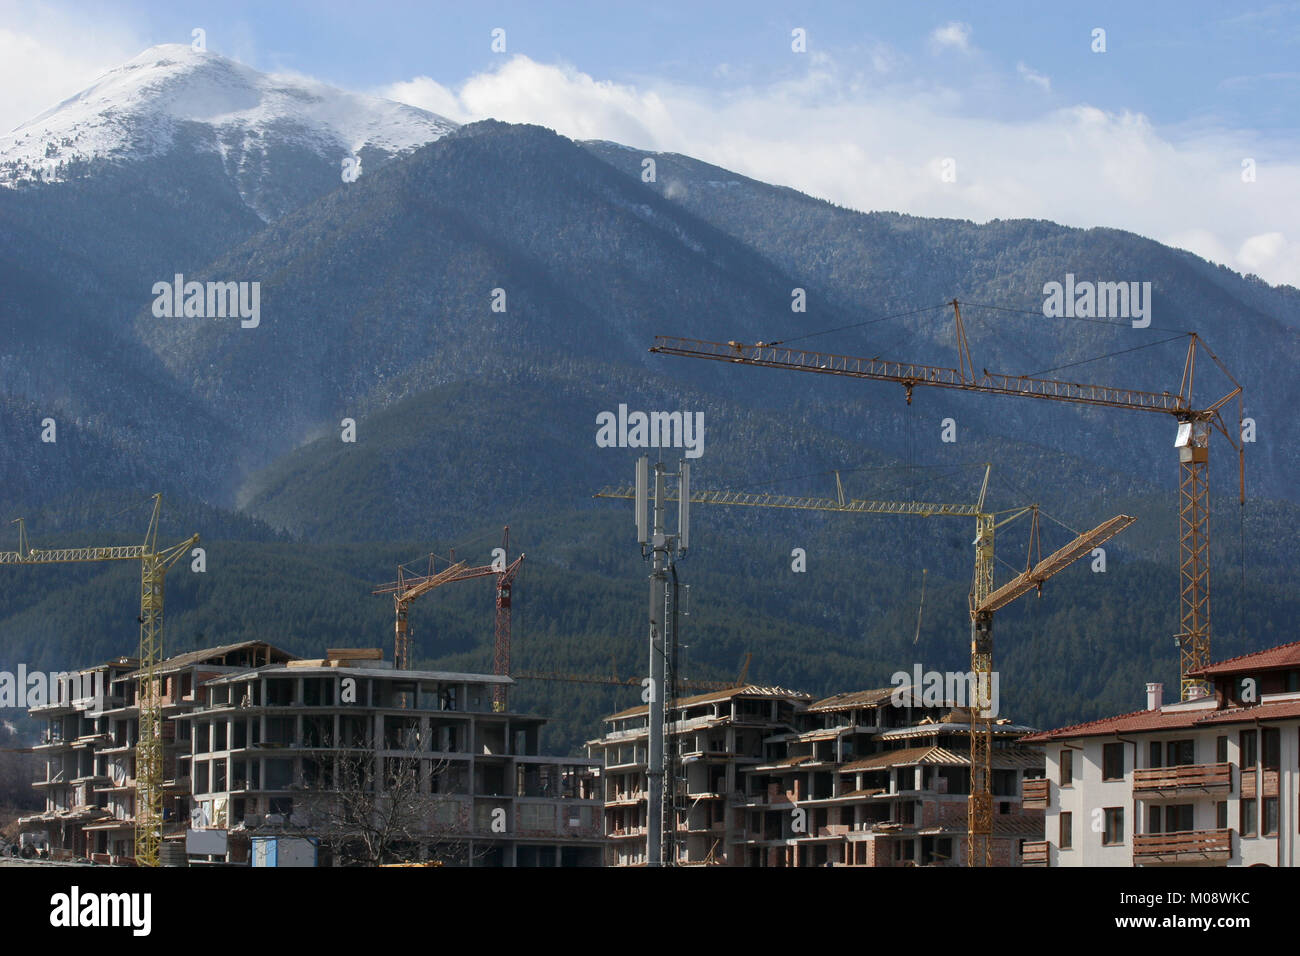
(1148, 741, 1162, 769)
(1103, 808, 1124, 845)
(1264, 797, 1279, 837)
(1240, 798, 1257, 837)
(1103, 743, 1125, 781)
(1240, 730, 1257, 769)
(992, 769, 1017, 796)
(1147, 805, 1162, 834)
(1216, 736, 1228, 764)
(1060, 749, 1073, 787)
(1262, 728, 1280, 771)
(1166, 740, 1194, 766)
(1216, 801, 1228, 830)
(1060, 811, 1072, 849)
(1166, 804, 1193, 832)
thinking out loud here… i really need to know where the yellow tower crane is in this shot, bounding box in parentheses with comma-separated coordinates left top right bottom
(1, 495, 198, 866)
(650, 301, 1242, 700)
(595, 466, 1134, 865)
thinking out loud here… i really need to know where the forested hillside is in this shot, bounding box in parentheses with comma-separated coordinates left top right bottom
(1, 54, 1296, 756)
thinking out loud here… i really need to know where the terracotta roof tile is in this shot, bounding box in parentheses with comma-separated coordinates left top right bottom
(1189, 640, 1300, 677)
(1192, 698, 1300, 725)
(1027, 642, 1300, 741)
(1020, 707, 1204, 742)
(1024, 697, 1300, 742)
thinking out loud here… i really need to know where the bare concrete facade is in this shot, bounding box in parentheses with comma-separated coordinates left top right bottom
(23, 642, 292, 862)
(589, 684, 1045, 866)
(25, 643, 605, 866)
(182, 657, 605, 866)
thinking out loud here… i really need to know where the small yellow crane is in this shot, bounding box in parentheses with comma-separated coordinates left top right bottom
(1, 494, 198, 866)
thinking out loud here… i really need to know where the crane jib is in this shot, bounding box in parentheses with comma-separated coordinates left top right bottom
(649, 337, 1222, 417)
(0, 546, 149, 563)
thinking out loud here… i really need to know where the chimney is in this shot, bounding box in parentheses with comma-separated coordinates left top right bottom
(1146, 682, 1163, 711)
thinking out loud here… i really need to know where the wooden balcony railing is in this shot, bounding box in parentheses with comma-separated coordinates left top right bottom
(1021, 841, 1049, 867)
(1132, 762, 1231, 794)
(1262, 768, 1279, 796)
(1022, 778, 1049, 808)
(1133, 828, 1231, 863)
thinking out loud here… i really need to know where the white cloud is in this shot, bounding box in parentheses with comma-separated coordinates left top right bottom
(929, 21, 972, 53)
(382, 76, 471, 124)
(1164, 228, 1235, 267)
(380, 55, 1300, 289)
(1236, 231, 1300, 282)
(1017, 62, 1051, 93)
(0, 5, 142, 134)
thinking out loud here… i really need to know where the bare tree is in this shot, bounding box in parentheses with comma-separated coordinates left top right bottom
(298, 739, 473, 867)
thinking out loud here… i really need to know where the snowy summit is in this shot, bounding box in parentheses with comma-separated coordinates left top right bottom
(0, 44, 456, 206)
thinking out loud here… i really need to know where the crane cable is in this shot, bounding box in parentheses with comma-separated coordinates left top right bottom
(960, 300, 1193, 335)
(913, 568, 927, 645)
(1027, 333, 1190, 378)
(768, 302, 952, 347)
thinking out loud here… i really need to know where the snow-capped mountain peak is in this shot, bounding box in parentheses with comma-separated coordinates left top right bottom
(0, 44, 456, 216)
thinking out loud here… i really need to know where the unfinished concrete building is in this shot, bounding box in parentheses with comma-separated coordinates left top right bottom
(22, 641, 293, 862)
(589, 684, 1045, 866)
(23, 656, 139, 859)
(178, 649, 604, 866)
(736, 692, 1044, 866)
(591, 686, 810, 865)
(24, 642, 604, 866)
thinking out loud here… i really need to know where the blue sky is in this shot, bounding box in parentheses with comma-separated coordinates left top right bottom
(3, 0, 1299, 285)
(58, 0, 1298, 134)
